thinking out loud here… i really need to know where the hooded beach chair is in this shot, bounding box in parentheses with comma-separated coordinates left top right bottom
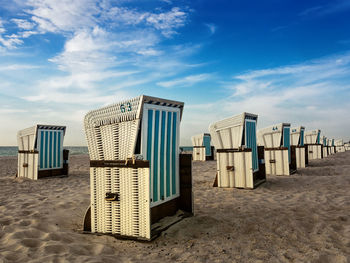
(83, 95, 193, 241)
(209, 112, 266, 189)
(304, 130, 322, 160)
(191, 133, 214, 161)
(335, 139, 345, 153)
(290, 126, 306, 168)
(258, 123, 294, 176)
(322, 136, 328, 158)
(17, 125, 68, 180)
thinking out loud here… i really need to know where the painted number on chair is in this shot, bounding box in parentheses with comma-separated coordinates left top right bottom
(120, 102, 132, 113)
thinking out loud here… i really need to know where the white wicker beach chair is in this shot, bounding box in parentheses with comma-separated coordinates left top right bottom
(335, 139, 345, 153)
(83, 95, 193, 240)
(191, 133, 212, 161)
(17, 125, 68, 180)
(304, 130, 322, 160)
(322, 136, 328, 158)
(257, 123, 292, 176)
(290, 126, 306, 168)
(209, 112, 265, 189)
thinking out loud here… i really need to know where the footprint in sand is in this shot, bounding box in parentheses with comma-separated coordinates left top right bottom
(45, 232, 62, 241)
(20, 210, 33, 216)
(2, 251, 22, 262)
(12, 229, 46, 239)
(43, 244, 68, 254)
(21, 238, 42, 248)
(18, 219, 33, 227)
(0, 218, 12, 226)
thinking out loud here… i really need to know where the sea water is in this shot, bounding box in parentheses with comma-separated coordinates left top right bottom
(0, 146, 89, 157)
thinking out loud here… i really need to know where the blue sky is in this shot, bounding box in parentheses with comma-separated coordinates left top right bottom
(0, 0, 350, 146)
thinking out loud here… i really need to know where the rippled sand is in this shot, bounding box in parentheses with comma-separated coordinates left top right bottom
(0, 152, 349, 262)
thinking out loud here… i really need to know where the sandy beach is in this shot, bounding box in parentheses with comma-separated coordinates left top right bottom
(0, 152, 349, 263)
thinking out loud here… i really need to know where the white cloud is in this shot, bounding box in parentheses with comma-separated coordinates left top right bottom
(160, 0, 172, 4)
(299, 0, 350, 17)
(11, 18, 35, 30)
(137, 48, 162, 56)
(157, 73, 212, 88)
(146, 7, 187, 37)
(181, 53, 350, 144)
(0, 0, 198, 145)
(0, 35, 23, 49)
(0, 0, 189, 51)
(0, 64, 39, 70)
(103, 6, 187, 37)
(204, 23, 216, 35)
(26, 0, 101, 33)
(23, 91, 123, 105)
(0, 18, 4, 32)
(0, 108, 27, 114)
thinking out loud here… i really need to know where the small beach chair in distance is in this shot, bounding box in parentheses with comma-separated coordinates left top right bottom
(290, 126, 307, 168)
(344, 142, 350, 151)
(329, 139, 336, 154)
(304, 130, 322, 160)
(258, 123, 294, 176)
(83, 95, 193, 241)
(191, 133, 214, 161)
(209, 112, 266, 189)
(335, 139, 345, 153)
(322, 136, 328, 158)
(17, 125, 69, 180)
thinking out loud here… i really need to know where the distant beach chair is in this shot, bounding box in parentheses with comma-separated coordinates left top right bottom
(17, 125, 69, 180)
(329, 139, 336, 154)
(191, 133, 214, 161)
(322, 136, 329, 158)
(209, 112, 266, 189)
(83, 95, 193, 241)
(344, 142, 350, 151)
(335, 139, 345, 153)
(258, 123, 295, 176)
(304, 130, 322, 160)
(290, 126, 307, 168)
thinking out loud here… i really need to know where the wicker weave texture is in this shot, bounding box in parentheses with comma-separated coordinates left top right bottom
(191, 134, 204, 146)
(295, 147, 306, 168)
(257, 123, 289, 148)
(305, 130, 320, 144)
(193, 147, 206, 161)
(216, 152, 254, 188)
(17, 153, 38, 180)
(264, 149, 290, 176)
(290, 126, 305, 146)
(84, 96, 142, 161)
(323, 147, 328, 158)
(17, 125, 65, 179)
(336, 146, 345, 153)
(90, 167, 150, 239)
(307, 145, 322, 160)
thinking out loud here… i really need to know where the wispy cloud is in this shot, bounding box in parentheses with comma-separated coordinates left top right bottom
(204, 23, 216, 35)
(0, 64, 40, 70)
(182, 52, 350, 145)
(232, 55, 350, 127)
(0, 0, 193, 106)
(157, 73, 212, 88)
(11, 18, 35, 30)
(0, 1, 189, 50)
(299, 0, 350, 17)
(0, 0, 197, 145)
(271, 25, 287, 32)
